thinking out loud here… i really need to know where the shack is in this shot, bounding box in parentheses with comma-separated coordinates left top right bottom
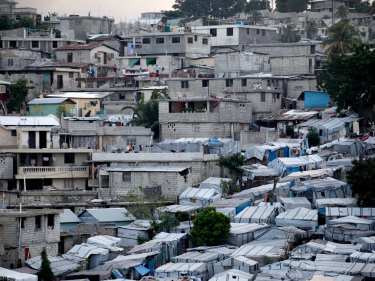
(275, 207, 318, 231)
(234, 206, 279, 224)
(179, 187, 221, 207)
(228, 223, 270, 246)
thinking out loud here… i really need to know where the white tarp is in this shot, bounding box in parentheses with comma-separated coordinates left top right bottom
(0, 267, 37, 281)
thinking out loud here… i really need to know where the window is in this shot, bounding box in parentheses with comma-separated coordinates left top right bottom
(35, 216, 41, 230)
(202, 38, 208, 45)
(260, 92, 266, 102)
(181, 80, 189, 89)
(309, 58, 313, 73)
(267, 80, 271, 87)
(202, 80, 209, 88)
(226, 28, 234, 36)
(11, 130, 16, 136)
(9, 41, 17, 48)
(31, 41, 39, 48)
(225, 79, 233, 87)
(52, 41, 58, 48)
(21, 217, 26, 228)
(67, 53, 73, 63)
(122, 172, 131, 182)
(64, 153, 75, 164)
(241, 79, 247, 87)
(142, 38, 151, 44)
(69, 72, 74, 78)
(47, 214, 55, 229)
(246, 28, 250, 35)
(172, 37, 181, 43)
(310, 45, 316, 54)
(156, 37, 164, 44)
(57, 75, 63, 89)
(187, 37, 194, 44)
(262, 30, 266, 36)
(194, 35, 198, 41)
(210, 28, 217, 37)
(8, 58, 13, 67)
(256, 29, 260, 35)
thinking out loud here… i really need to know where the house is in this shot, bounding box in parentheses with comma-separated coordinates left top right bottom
(199, 177, 232, 192)
(211, 198, 252, 218)
(231, 182, 291, 203)
(0, 208, 61, 268)
(159, 97, 252, 140)
(241, 164, 279, 187)
(60, 209, 80, 234)
(275, 207, 318, 231)
(228, 223, 270, 246)
(47, 92, 112, 117)
(268, 155, 324, 176)
(234, 205, 279, 224)
(155, 262, 209, 281)
(298, 91, 330, 109)
(122, 32, 211, 58)
(325, 207, 375, 221)
(78, 208, 135, 227)
(191, 25, 279, 48)
(325, 216, 375, 242)
(60, 116, 153, 151)
(208, 269, 254, 281)
(117, 220, 153, 247)
(28, 98, 76, 117)
(102, 166, 192, 200)
(91, 152, 221, 187)
(179, 187, 221, 207)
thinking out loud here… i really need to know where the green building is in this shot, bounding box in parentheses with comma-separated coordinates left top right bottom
(28, 98, 76, 117)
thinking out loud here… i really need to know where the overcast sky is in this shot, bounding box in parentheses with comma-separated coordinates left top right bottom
(17, 0, 175, 22)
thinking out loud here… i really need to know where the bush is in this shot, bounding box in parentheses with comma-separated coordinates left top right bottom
(307, 128, 320, 147)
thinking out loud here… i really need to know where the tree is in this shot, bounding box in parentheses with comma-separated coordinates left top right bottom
(276, 0, 308, 12)
(191, 208, 230, 246)
(347, 159, 375, 206)
(7, 80, 28, 113)
(133, 100, 159, 140)
(280, 24, 301, 43)
(170, 0, 246, 19)
(151, 213, 179, 234)
(318, 44, 375, 121)
(245, 0, 270, 11)
(307, 128, 320, 147)
(38, 249, 55, 281)
(323, 20, 360, 57)
(218, 153, 245, 184)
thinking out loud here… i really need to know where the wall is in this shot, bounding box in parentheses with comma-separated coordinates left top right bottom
(270, 56, 315, 76)
(0, 49, 42, 70)
(286, 77, 318, 100)
(0, 127, 17, 148)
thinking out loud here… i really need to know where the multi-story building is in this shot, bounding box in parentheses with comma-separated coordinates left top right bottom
(0, 208, 61, 268)
(0, 0, 41, 26)
(191, 25, 279, 48)
(122, 32, 211, 58)
(159, 97, 252, 140)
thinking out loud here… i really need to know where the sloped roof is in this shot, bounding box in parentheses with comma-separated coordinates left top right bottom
(0, 115, 60, 127)
(28, 98, 75, 105)
(81, 208, 135, 222)
(60, 209, 80, 224)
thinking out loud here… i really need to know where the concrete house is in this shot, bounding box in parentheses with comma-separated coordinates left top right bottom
(0, 208, 61, 268)
(102, 166, 192, 200)
(28, 98, 76, 117)
(191, 25, 279, 48)
(122, 32, 211, 58)
(159, 97, 252, 140)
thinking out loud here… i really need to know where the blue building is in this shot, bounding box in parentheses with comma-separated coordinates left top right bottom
(299, 91, 330, 109)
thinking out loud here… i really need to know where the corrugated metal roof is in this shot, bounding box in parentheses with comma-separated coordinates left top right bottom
(155, 262, 206, 273)
(230, 223, 270, 235)
(209, 269, 254, 281)
(329, 216, 373, 225)
(26, 256, 80, 276)
(234, 206, 277, 223)
(158, 204, 202, 213)
(0, 115, 60, 127)
(0, 267, 37, 281)
(276, 207, 317, 221)
(92, 152, 218, 162)
(107, 166, 189, 173)
(28, 98, 74, 105)
(179, 187, 220, 200)
(60, 209, 80, 224)
(173, 251, 220, 263)
(47, 92, 112, 99)
(81, 208, 135, 222)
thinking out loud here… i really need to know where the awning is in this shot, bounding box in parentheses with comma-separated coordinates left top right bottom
(135, 265, 150, 276)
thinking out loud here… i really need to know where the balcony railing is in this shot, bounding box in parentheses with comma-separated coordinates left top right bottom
(16, 166, 89, 179)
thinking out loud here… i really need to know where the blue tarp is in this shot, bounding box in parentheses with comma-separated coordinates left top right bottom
(135, 265, 150, 276)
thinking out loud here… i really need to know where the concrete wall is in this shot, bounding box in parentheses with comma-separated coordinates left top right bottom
(270, 56, 315, 76)
(0, 49, 42, 70)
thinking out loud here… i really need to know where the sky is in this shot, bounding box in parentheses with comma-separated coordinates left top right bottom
(16, 0, 175, 22)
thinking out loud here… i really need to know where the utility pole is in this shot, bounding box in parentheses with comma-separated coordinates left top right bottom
(332, 0, 335, 26)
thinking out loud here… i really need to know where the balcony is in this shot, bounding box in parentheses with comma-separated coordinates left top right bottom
(16, 166, 89, 179)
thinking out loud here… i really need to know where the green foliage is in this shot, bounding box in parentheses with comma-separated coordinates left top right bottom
(175, 211, 190, 222)
(318, 44, 375, 121)
(0, 16, 35, 30)
(38, 249, 55, 281)
(133, 100, 159, 139)
(323, 20, 360, 57)
(307, 128, 320, 147)
(152, 213, 179, 233)
(347, 159, 375, 206)
(8, 80, 28, 113)
(335, 6, 349, 19)
(219, 153, 245, 181)
(276, 0, 308, 12)
(191, 208, 230, 246)
(221, 179, 240, 195)
(280, 25, 301, 43)
(170, 0, 246, 19)
(245, 0, 270, 11)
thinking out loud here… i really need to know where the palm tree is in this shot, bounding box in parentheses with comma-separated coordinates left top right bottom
(323, 19, 360, 57)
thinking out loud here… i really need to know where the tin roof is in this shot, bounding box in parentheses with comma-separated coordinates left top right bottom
(80, 208, 135, 222)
